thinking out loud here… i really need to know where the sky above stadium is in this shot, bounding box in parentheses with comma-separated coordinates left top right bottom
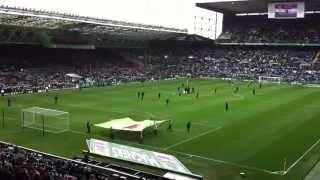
(0, 0, 223, 37)
(1, 0, 194, 28)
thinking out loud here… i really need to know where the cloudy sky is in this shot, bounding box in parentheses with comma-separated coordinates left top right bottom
(0, 0, 224, 37)
(0, 0, 196, 28)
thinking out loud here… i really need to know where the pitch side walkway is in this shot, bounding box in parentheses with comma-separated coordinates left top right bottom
(304, 161, 320, 180)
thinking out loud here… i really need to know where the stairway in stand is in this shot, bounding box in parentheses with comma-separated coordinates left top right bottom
(311, 51, 320, 65)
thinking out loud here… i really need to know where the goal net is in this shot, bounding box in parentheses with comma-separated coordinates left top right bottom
(258, 76, 281, 84)
(21, 107, 69, 133)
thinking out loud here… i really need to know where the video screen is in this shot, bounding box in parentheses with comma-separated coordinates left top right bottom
(275, 3, 298, 18)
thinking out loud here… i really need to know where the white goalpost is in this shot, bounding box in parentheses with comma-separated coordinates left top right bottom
(258, 76, 282, 84)
(21, 107, 69, 133)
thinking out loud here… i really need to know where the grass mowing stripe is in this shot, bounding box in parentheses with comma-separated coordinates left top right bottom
(71, 128, 278, 175)
(169, 87, 316, 169)
(169, 149, 280, 175)
(0, 80, 319, 180)
(164, 126, 222, 150)
(71, 126, 279, 176)
(238, 91, 320, 168)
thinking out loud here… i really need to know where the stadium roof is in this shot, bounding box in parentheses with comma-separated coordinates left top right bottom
(0, 5, 188, 41)
(197, 0, 320, 14)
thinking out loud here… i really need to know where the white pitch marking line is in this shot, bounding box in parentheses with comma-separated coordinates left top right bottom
(164, 126, 222, 150)
(192, 122, 217, 128)
(70, 129, 280, 175)
(285, 137, 320, 174)
(169, 150, 280, 175)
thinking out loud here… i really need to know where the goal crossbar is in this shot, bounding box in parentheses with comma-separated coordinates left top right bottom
(21, 107, 69, 133)
(22, 107, 68, 117)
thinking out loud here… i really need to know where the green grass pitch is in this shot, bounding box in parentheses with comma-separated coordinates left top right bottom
(1, 79, 320, 180)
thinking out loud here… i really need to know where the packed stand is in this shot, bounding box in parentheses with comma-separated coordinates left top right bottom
(147, 47, 319, 83)
(0, 142, 137, 180)
(217, 15, 320, 44)
(0, 46, 320, 95)
(0, 47, 147, 94)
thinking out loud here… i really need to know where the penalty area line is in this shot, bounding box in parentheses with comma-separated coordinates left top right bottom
(284, 136, 320, 174)
(164, 126, 222, 150)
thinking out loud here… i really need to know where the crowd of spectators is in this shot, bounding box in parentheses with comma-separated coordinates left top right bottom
(147, 47, 320, 83)
(0, 47, 147, 94)
(0, 142, 139, 180)
(217, 16, 320, 44)
(0, 46, 319, 94)
(0, 140, 187, 180)
(218, 26, 320, 44)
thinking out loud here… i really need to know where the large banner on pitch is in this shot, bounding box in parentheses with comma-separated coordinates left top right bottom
(86, 138, 192, 175)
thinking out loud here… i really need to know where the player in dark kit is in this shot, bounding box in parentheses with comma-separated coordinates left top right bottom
(141, 92, 145, 101)
(252, 88, 256, 95)
(7, 97, 11, 107)
(153, 123, 159, 135)
(168, 120, 173, 132)
(137, 91, 140, 99)
(7, 98, 11, 107)
(165, 98, 170, 106)
(214, 87, 217, 94)
(158, 92, 161, 99)
(54, 96, 59, 105)
(225, 102, 229, 112)
(185, 87, 190, 94)
(196, 91, 199, 99)
(259, 83, 262, 89)
(234, 86, 239, 94)
(139, 131, 143, 144)
(187, 121, 191, 133)
(110, 127, 115, 140)
(86, 121, 91, 134)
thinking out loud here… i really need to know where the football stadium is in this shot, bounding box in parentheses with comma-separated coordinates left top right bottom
(0, 0, 320, 180)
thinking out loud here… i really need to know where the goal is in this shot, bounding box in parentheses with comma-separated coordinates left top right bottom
(258, 76, 281, 84)
(21, 107, 69, 133)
